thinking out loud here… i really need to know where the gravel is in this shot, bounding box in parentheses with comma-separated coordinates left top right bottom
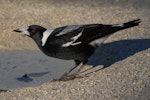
(0, 0, 150, 100)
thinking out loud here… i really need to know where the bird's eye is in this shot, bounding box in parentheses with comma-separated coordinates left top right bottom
(31, 29, 36, 34)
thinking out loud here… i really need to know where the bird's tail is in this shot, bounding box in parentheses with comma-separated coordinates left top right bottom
(122, 19, 141, 29)
(113, 19, 141, 30)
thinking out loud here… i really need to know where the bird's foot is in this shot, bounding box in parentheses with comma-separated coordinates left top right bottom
(52, 74, 83, 82)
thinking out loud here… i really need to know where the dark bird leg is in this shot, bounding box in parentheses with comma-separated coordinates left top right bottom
(56, 60, 81, 81)
(52, 60, 86, 81)
(73, 63, 86, 75)
(61, 60, 81, 77)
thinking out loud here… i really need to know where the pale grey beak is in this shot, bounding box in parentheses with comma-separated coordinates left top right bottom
(13, 27, 30, 36)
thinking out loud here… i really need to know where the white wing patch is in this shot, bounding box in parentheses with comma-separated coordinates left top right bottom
(62, 30, 83, 47)
(42, 30, 53, 46)
(89, 36, 108, 47)
(56, 25, 81, 36)
(62, 41, 82, 47)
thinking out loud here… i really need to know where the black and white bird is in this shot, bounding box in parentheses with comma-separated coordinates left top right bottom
(14, 19, 141, 81)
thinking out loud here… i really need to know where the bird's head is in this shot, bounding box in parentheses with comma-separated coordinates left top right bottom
(13, 25, 50, 47)
(13, 25, 46, 38)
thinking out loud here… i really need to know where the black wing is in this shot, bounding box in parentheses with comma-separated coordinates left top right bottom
(45, 19, 141, 47)
(46, 25, 84, 47)
(73, 19, 141, 44)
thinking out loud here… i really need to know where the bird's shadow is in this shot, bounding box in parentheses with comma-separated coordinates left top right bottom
(88, 39, 150, 69)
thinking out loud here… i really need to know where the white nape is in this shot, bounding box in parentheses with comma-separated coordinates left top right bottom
(42, 30, 53, 46)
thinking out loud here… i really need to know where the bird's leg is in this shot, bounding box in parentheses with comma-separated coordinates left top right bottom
(74, 64, 86, 76)
(73, 59, 88, 76)
(52, 61, 81, 81)
(57, 63, 85, 81)
(60, 60, 82, 78)
(52, 66, 78, 81)
(52, 61, 86, 81)
(61, 65, 78, 78)
(52, 65, 79, 82)
(68, 63, 87, 80)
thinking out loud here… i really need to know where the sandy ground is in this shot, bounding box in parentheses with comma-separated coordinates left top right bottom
(0, 0, 150, 100)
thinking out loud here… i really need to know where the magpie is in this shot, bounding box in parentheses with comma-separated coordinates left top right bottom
(14, 19, 141, 81)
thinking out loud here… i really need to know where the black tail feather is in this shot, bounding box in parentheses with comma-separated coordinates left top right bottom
(123, 19, 141, 29)
(111, 19, 141, 33)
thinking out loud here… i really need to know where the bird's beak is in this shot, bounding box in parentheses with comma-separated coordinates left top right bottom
(13, 29, 22, 32)
(13, 27, 30, 36)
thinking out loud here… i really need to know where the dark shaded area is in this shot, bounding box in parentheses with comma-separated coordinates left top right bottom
(28, 71, 50, 77)
(17, 74, 33, 82)
(88, 39, 150, 68)
(0, 89, 7, 92)
(17, 71, 50, 82)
